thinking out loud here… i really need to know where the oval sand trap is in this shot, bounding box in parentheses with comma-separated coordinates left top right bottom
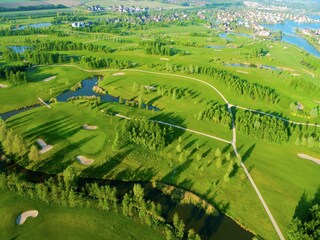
(0, 83, 8, 88)
(16, 210, 39, 225)
(77, 155, 94, 165)
(112, 72, 125, 76)
(297, 153, 320, 165)
(83, 124, 98, 130)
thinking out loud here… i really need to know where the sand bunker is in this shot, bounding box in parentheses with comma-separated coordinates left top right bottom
(16, 210, 38, 225)
(160, 58, 170, 61)
(76, 156, 94, 166)
(0, 84, 8, 88)
(297, 153, 320, 165)
(112, 72, 125, 76)
(237, 70, 248, 74)
(43, 76, 56, 82)
(36, 139, 53, 154)
(83, 124, 98, 130)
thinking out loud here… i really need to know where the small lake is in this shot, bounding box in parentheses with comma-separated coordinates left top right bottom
(16, 22, 52, 30)
(219, 32, 254, 41)
(10, 46, 30, 53)
(262, 20, 320, 58)
(224, 63, 281, 71)
(0, 76, 159, 121)
(57, 76, 160, 111)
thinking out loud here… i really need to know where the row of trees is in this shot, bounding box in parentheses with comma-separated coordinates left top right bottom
(120, 118, 174, 150)
(235, 110, 289, 143)
(27, 39, 115, 53)
(141, 37, 178, 56)
(290, 78, 320, 97)
(79, 56, 138, 69)
(24, 51, 71, 65)
(235, 109, 320, 144)
(164, 63, 280, 103)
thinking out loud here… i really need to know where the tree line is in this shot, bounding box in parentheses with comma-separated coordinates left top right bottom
(79, 56, 138, 69)
(164, 63, 280, 104)
(26, 39, 115, 53)
(235, 109, 320, 145)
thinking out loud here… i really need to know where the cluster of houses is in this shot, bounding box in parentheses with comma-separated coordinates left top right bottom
(300, 28, 320, 45)
(71, 21, 93, 28)
(107, 5, 149, 13)
(87, 5, 104, 12)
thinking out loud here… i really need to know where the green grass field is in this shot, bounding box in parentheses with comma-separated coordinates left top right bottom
(0, 190, 164, 240)
(1, 10, 320, 240)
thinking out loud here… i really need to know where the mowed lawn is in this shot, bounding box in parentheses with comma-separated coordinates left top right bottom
(6, 102, 278, 239)
(0, 190, 164, 240)
(0, 66, 91, 113)
(237, 135, 320, 236)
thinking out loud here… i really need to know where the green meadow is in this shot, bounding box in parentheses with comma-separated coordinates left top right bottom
(0, 190, 164, 240)
(0, 7, 320, 240)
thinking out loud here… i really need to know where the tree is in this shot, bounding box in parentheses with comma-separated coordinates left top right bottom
(28, 145, 39, 161)
(288, 204, 320, 240)
(176, 144, 182, 153)
(62, 166, 77, 187)
(12, 134, 27, 157)
(215, 148, 221, 158)
(112, 132, 119, 152)
(215, 157, 222, 169)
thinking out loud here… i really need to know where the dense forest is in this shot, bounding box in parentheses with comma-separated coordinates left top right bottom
(120, 118, 175, 150)
(197, 103, 232, 129)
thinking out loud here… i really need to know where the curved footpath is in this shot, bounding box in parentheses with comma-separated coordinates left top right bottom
(42, 64, 318, 239)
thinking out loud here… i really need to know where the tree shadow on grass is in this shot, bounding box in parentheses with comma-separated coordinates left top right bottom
(80, 149, 132, 179)
(293, 187, 320, 222)
(115, 166, 158, 181)
(24, 116, 81, 145)
(162, 158, 193, 185)
(32, 135, 97, 174)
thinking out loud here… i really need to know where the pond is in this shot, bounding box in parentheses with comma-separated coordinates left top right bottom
(224, 63, 281, 71)
(16, 22, 52, 30)
(0, 159, 254, 240)
(262, 20, 320, 58)
(9, 46, 30, 53)
(219, 32, 254, 41)
(57, 76, 160, 111)
(0, 76, 159, 121)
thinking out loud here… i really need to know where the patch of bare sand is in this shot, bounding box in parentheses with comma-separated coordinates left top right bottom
(76, 156, 94, 166)
(83, 124, 98, 130)
(43, 76, 56, 82)
(112, 72, 125, 76)
(37, 139, 53, 154)
(16, 210, 38, 225)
